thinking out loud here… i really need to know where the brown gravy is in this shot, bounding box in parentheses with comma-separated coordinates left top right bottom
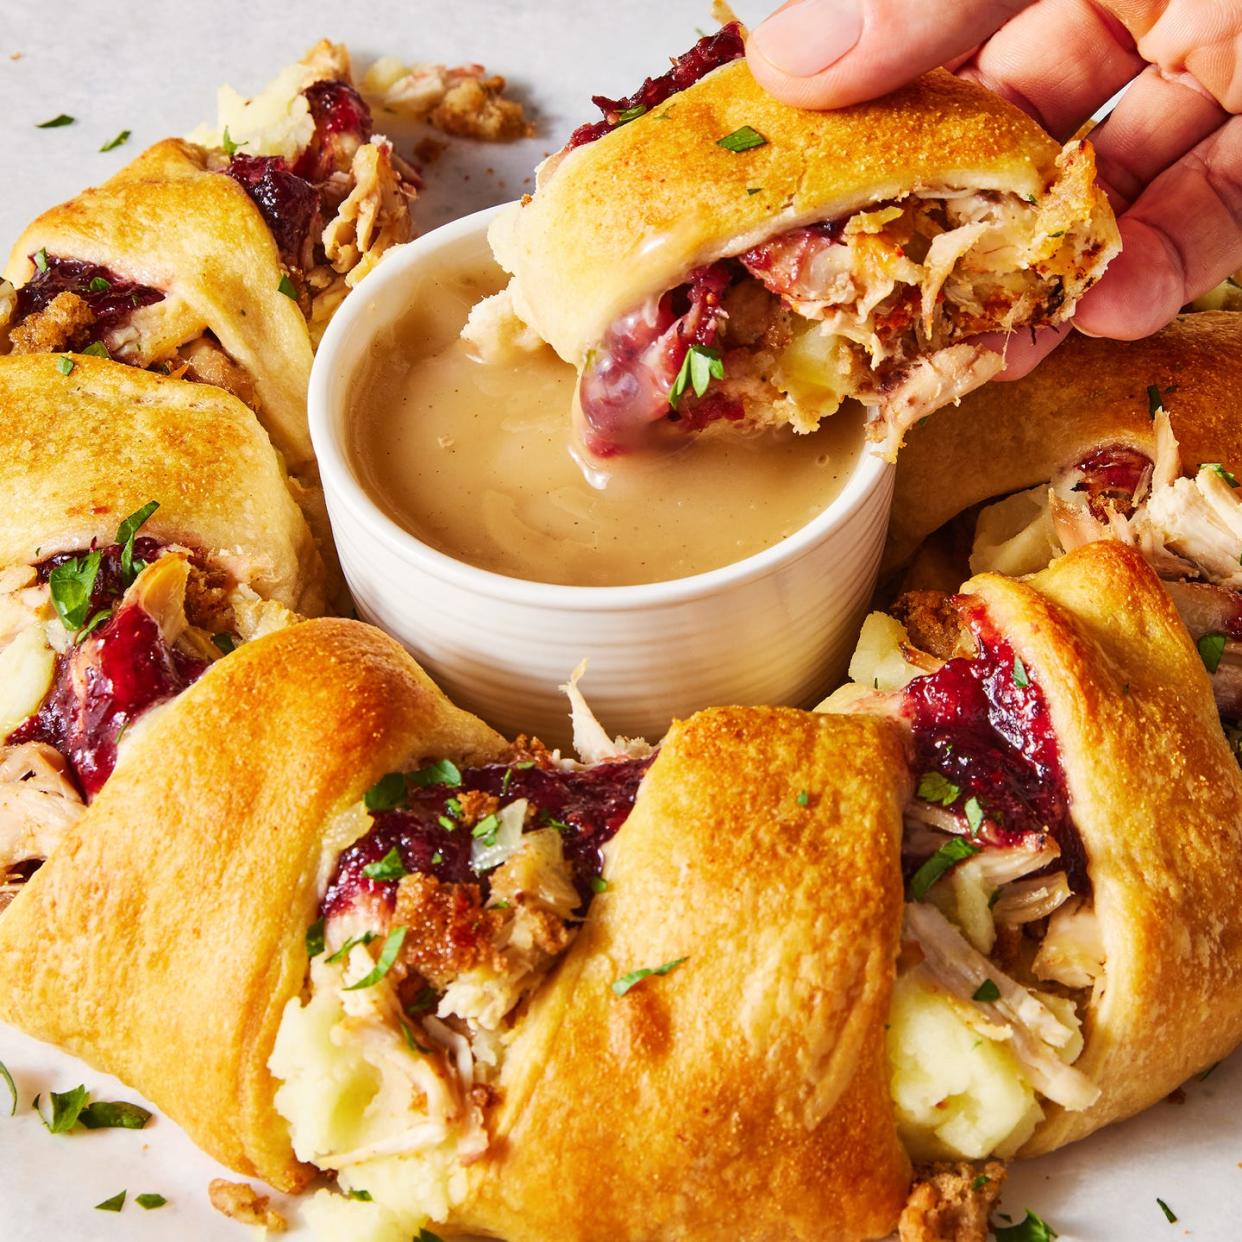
(349, 259, 865, 587)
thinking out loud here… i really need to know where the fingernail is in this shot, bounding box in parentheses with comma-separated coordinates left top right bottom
(751, 0, 864, 79)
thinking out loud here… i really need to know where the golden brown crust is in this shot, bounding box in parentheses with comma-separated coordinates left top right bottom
(0, 354, 324, 613)
(963, 543, 1242, 1153)
(458, 707, 913, 1242)
(0, 619, 507, 1191)
(885, 313, 1242, 569)
(493, 63, 1066, 363)
(3, 138, 314, 469)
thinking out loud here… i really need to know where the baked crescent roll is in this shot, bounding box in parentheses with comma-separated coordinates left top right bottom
(1, 40, 417, 473)
(824, 539, 1242, 1164)
(0, 613, 915, 1241)
(885, 312, 1242, 570)
(0, 353, 324, 903)
(886, 313, 1242, 735)
(477, 22, 1118, 458)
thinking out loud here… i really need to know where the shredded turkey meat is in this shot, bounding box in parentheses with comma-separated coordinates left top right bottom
(0, 744, 85, 908)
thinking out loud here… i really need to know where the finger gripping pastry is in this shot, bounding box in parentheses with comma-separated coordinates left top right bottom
(0, 618, 916, 1241)
(825, 540, 1242, 1158)
(0, 354, 324, 905)
(483, 23, 1119, 459)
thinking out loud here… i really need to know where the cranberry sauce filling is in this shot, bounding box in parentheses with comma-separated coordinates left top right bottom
(37, 537, 162, 615)
(14, 256, 164, 338)
(10, 539, 208, 798)
(901, 601, 1086, 891)
(1071, 444, 1153, 521)
(322, 756, 654, 920)
(565, 22, 745, 151)
(11, 606, 207, 798)
(577, 261, 743, 456)
(292, 79, 373, 182)
(225, 154, 322, 268)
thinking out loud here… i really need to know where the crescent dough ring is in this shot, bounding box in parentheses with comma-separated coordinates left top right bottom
(0, 353, 323, 613)
(4, 138, 315, 469)
(0, 618, 507, 1190)
(489, 56, 1118, 455)
(885, 312, 1242, 570)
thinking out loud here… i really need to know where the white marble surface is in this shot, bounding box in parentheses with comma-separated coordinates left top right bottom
(1, 2, 1239, 1238)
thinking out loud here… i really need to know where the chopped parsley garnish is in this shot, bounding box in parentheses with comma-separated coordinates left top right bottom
(277, 274, 299, 300)
(305, 919, 325, 958)
(1198, 632, 1226, 675)
(909, 839, 981, 900)
(1013, 656, 1030, 688)
(971, 1174, 990, 1191)
(56, 355, 75, 376)
(346, 1189, 373, 1201)
(416, 1230, 446, 1242)
(615, 104, 647, 124)
(221, 126, 245, 156)
(1156, 1198, 1177, 1223)
(1024, 193, 1039, 204)
(364, 772, 407, 811)
(746, 186, 763, 195)
(916, 771, 960, 807)
(501, 768, 513, 794)
(964, 796, 984, 835)
(136, 1193, 167, 1210)
(79, 1100, 152, 1130)
(1199, 1061, 1220, 1081)
(668, 344, 724, 410)
(48, 551, 102, 632)
(437, 815, 456, 832)
(212, 632, 236, 655)
(993, 1209, 1057, 1242)
(116, 499, 159, 583)
(406, 985, 437, 1014)
(37, 113, 75, 128)
(716, 125, 767, 153)
(343, 926, 408, 991)
(325, 931, 376, 965)
(543, 815, 573, 834)
(796, 789, 810, 806)
(80, 340, 110, 358)
(1147, 384, 1165, 418)
(100, 129, 131, 153)
(972, 978, 1000, 1003)
(590, 876, 610, 894)
(444, 796, 463, 817)
(362, 847, 408, 882)
(33, 248, 49, 272)
(1201, 462, 1240, 488)
(88, 275, 112, 293)
(95, 1191, 126, 1212)
(472, 813, 501, 845)
(0, 1060, 15, 1116)
(409, 758, 462, 788)
(431, 851, 444, 864)
(611, 956, 688, 997)
(74, 607, 113, 644)
(39, 1084, 88, 1133)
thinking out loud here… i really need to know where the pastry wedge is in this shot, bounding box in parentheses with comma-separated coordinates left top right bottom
(1, 40, 417, 471)
(824, 540, 1242, 1159)
(480, 22, 1119, 458)
(0, 353, 323, 904)
(0, 616, 913, 1242)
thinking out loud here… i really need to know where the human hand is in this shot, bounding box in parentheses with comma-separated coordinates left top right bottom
(748, 0, 1242, 377)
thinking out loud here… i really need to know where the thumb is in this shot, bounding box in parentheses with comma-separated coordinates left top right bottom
(747, 0, 1036, 110)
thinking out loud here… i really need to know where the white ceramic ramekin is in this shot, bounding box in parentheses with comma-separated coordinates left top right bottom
(310, 204, 894, 745)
